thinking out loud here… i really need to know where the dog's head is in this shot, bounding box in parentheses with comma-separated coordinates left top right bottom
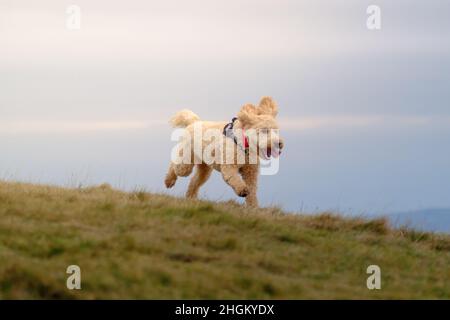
(237, 97, 284, 160)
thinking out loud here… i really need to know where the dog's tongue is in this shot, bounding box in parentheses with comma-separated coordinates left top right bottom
(272, 149, 280, 158)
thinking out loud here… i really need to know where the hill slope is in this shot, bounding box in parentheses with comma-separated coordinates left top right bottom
(0, 181, 449, 299)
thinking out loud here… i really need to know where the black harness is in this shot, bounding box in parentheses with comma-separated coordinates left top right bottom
(223, 117, 249, 154)
(223, 117, 239, 145)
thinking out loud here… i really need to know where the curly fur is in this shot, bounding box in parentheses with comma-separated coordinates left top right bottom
(164, 97, 284, 207)
(170, 109, 200, 128)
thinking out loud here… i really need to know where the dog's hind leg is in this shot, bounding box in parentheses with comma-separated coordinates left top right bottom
(174, 163, 194, 177)
(165, 162, 195, 188)
(165, 162, 194, 188)
(186, 164, 213, 199)
(164, 163, 178, 188)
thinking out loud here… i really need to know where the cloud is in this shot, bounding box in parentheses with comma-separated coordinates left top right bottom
(2, 0, 449, 68)
(1, 115, 448, 134)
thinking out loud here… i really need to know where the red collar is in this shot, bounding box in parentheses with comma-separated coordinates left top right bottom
(242, 128, 249, 149)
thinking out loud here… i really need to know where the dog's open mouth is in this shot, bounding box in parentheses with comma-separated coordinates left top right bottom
(263, 147, 281, 159)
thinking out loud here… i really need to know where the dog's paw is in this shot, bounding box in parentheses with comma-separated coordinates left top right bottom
(165, 177, 176, 188)
(237, 186, 249, 197)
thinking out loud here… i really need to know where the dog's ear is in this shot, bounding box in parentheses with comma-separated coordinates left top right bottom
(237, 103, 258, 126)
(258, 96, 278, 117)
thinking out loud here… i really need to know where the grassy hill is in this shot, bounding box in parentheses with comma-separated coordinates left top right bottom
(0, 181, 449, 299)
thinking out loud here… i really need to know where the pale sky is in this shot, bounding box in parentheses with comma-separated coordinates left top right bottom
(1, 0, 450, 213)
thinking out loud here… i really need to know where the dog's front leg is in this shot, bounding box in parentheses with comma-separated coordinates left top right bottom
(221, 165, 249, 197)
(240, 165, 259, 207)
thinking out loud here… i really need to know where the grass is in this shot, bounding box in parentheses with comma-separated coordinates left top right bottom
(0, 181, 449, 299)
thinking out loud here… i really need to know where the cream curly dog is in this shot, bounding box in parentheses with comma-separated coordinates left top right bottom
(164, 97, 284, 207)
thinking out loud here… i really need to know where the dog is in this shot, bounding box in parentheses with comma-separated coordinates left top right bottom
(164, 97, 284, 207)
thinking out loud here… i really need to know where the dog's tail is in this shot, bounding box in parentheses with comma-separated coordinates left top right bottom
(170, 109, 200, 128)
